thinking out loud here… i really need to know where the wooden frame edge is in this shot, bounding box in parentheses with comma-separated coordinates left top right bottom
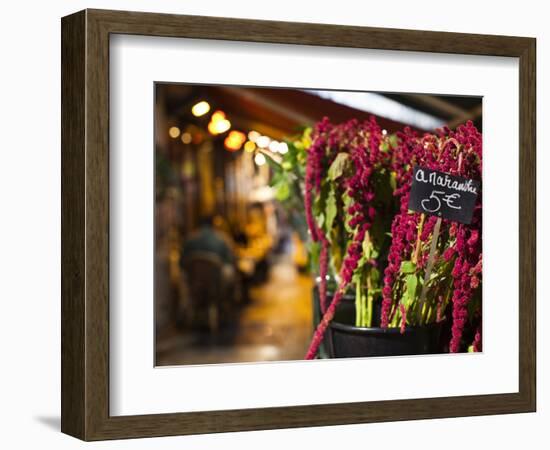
(517, 37, 536, 413)
(61, 9, 87, 440)
(61, 9, 536, 441)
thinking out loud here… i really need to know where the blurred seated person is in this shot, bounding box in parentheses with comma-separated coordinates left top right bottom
(180, 216, 241, 327)
(180, 215, 236, 272)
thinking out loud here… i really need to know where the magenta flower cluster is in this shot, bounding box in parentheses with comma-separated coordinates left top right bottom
(304, 118, 331, 312)
(305, 117, 389, 359)
(302, 116, 483, 357)
(380, 121, 483, 352)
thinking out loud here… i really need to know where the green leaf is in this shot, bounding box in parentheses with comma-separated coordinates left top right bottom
(362, 235, 371, 260)
(275, 182, 290, 201)
(309, 241, 321, 268)
(316, 212, 325, 229)
(370, 267, 380, 286)
(269, 171, 283, 187)
(325, 188, 337, 233)
(328, 152, 349, 180)
(263, 151, 281, 172)
(400, 261, 417, 274)
(313, 182, 329, 216)
(342, 190, 352, 208)
(389, 134, 399, 149)
(406, 274, 418, 293)
(403, 274, 418, 307)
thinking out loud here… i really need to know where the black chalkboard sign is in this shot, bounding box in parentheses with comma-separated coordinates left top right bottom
(408, 166, 480, 224)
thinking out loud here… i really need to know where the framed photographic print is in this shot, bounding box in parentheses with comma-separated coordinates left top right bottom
(61, 9, 536, 441)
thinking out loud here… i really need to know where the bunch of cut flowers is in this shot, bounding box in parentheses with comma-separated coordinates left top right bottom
(268, 117, 482, 358)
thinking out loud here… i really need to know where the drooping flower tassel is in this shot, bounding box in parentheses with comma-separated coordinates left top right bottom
(399, 304, 407, 334)
(305, 226, 366, 359)
(319, 235, 329, 313)
(472, 321, 482, 352)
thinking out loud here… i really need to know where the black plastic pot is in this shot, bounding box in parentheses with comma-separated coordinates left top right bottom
(326, 301, 444, 358)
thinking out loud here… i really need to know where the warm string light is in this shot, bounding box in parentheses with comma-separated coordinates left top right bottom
(255, 135, 270, 149)
(191, 100, 210, 117)
(224, 130, 247, 151)
(208, 110, 231, 135)
(168, 126, 181, 139)
(244, 141, 256, 152)
(248, 130, 260, 142)
(267, 140, 288, 154)
(172, 105, 285, 157)
(277, 142, 289, 154)
(254, 153, 266, 166)
(247, 131, 288, 154)
(181, 132, 192, 144)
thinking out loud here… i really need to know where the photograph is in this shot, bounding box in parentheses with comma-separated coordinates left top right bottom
(153, 84, 483, 366)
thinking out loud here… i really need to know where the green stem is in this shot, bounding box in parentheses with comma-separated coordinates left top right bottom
(355, 281, 362, 327)
(361, 289, 367, 327)
(420, 302, 429, 326)
(425, 304, 433, 324)
(390, 305, 400, 328)
(366, 293, 373, 327)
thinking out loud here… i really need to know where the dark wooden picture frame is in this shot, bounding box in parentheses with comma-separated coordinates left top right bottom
(61, 9, 536, 441)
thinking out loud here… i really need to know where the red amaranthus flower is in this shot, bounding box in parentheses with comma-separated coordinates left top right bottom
(305, 117, 388, 359)
(304, 117, 482, 357)
(304, 119, 331, 312)
(380, 121, 482, 351)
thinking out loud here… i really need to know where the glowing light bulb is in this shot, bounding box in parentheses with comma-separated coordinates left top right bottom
(211, 110, 226, 122)
(244, 141, 256, 152)
(254, 153, 266, 166)
(248, 130, 260, 142)
(224, 130, 246, 151)
(269, 140, 280, 152)
(168, 126, 181, 139)
(181, 132, 192, 144)
(256, 135, 270, 149)
(191, 101, 210, 117)
(278, 142, 289, 154)
(218, 119, 231, 134)
(208, 110, 231, 135)
(208, 119, 231, 135)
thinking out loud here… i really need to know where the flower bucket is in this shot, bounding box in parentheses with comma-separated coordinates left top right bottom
(314, 288, 445, 358)
(326, 300, 445, 358)
(312, 287, 355, 358)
